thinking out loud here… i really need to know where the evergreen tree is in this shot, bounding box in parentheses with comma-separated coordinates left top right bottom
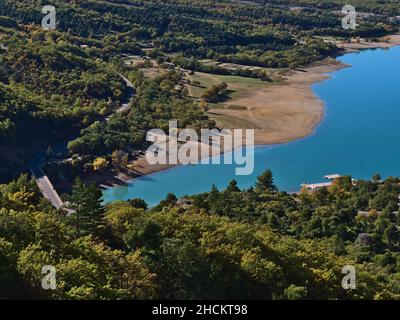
(85, 183, 105, 235)
(70, 177, 86, 236)
(255, 170, 277, 193)
(209, 184, 219, 202)
(227, 180, 240, 192)
(70, 178, 104, 236)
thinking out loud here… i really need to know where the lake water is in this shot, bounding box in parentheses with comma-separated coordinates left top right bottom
(103, 46, 400, 206)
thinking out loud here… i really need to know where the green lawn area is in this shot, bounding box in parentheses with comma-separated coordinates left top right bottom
(186, 71, 269, 100)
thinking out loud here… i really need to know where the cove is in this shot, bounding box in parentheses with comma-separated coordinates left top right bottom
(103, 46, 400, 207)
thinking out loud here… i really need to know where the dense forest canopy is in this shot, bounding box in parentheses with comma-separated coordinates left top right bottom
(1, 172, 400, 299)
(0, 25, 129, 180)
(1, 0, 400, 300)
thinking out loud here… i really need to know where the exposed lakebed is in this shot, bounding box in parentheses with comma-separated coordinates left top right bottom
(103, 47, 400, 206)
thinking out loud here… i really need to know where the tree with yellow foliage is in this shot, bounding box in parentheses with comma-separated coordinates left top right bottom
(93, 157, 108, 171)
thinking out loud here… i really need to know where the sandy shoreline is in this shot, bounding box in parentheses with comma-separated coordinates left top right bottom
(214, 60, 349, 145)
(337, 34, 400, 53)
(95, 35, 400, 189)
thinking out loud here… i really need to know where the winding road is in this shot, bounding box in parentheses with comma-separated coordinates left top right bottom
(31, 73, 135, 211)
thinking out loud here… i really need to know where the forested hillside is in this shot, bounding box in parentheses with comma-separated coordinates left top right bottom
(0, 0, 398, 182)
(1, 0, 394, 66)
(1, 0, 400, 301)
(1, 172, 400, 299)
(0, 23, 130, 180)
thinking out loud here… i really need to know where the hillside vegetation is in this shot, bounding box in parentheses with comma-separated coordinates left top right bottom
(1, 0, 400, 300)
(0, 0, 398, 181)
(1, 172, 400, 299)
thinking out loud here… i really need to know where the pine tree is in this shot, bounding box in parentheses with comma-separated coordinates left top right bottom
(70, 178, 104, 236)
(255, 170, 277, 193)
(70, 177, 86, 236)
(227, 180, 240, 192)
(85, 183, 105, 235)
(209, 184, 219, 200)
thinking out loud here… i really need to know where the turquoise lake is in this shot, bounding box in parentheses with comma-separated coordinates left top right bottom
(103, 46, 400, 206)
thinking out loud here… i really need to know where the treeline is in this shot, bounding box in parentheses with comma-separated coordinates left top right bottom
(201, 82, 228, 102)
(215, 38, 338, 69)
(266, 0, 400, 15)
(162, 54, 273, 80)
(1, 171, 400, 299)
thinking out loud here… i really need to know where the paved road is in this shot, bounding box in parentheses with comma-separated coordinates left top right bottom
(106, 74, 135, 120)
(117, 75, 135, 113)
(30, 73, 135, 211)
(30, 166, 64, 209)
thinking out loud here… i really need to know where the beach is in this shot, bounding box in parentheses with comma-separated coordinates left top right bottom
(210, 60, 349, 145)
(337, 34, 400, 52)
(96, 35, 400, 188)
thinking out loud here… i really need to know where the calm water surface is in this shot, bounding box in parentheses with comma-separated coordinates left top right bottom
(103, 47, 400, 206)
